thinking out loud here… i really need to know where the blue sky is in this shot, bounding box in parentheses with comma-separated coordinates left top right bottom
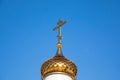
(0, 0, 120, 80)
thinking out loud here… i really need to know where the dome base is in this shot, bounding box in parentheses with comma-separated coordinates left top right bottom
(44, 73, 72, 80)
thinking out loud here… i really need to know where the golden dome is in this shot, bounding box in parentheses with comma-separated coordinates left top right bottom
(41, 47, 77, 80)
(41, 20, 77, 80)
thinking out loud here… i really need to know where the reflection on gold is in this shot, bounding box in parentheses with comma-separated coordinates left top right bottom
(41, 56, 77, 80)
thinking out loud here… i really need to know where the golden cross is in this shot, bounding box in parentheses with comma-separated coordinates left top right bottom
(53, 19, 67, 44)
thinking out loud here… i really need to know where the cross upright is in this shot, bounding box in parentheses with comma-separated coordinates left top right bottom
(53, 19, 67, 44)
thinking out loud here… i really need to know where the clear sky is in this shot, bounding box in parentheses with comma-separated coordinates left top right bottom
(0, 0, 120, 80)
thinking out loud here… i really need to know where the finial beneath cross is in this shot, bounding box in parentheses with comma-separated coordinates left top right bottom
(53, 19, 67, 45)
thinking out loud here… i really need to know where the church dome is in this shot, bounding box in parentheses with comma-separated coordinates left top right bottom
(41, 54, 77, 79)
(40, 20, 77, 80)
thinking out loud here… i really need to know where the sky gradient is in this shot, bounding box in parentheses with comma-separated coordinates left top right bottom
(0, 0, 120, 80)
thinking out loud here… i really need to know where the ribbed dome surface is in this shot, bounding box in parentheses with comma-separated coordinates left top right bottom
(41, 55, 77, 78)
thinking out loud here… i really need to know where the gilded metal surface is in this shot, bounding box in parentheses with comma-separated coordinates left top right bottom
(41, 20, 77, 80)
(53, 19, 66, 44)
(41, 56, 77, 79)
